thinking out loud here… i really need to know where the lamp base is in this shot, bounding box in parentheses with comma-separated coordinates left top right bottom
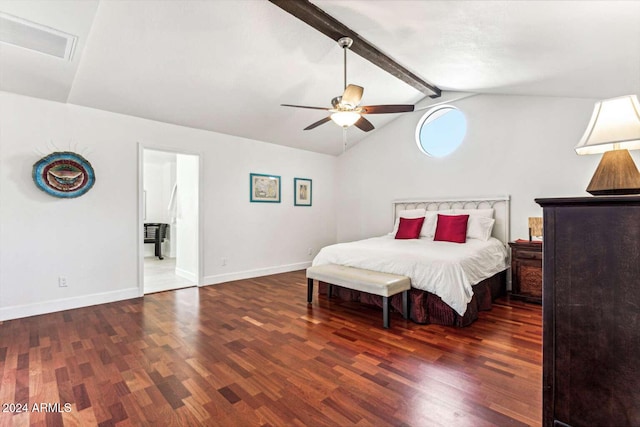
(587, 149, 640, 196)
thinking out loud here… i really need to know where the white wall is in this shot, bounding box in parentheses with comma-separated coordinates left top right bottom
(175, 153, 198, 281)
(335, 94, 634, 242)
(0, 92, 336, 320)
(206, 135, 337, 284)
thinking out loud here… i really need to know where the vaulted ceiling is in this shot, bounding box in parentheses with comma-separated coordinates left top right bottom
(1, 0, 639, 155)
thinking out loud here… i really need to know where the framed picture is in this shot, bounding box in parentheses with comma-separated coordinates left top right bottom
(294, 178, 312, 206)
(250, 173, 281, 203)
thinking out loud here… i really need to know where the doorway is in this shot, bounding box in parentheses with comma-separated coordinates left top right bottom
(140, 147, 201, 294)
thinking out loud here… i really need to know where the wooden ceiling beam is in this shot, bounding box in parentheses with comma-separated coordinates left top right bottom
(269, 0, 441, 98)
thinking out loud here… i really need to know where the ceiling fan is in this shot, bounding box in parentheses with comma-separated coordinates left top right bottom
(282, 37, 415, 132)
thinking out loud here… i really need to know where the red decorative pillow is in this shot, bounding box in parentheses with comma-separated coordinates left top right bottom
(395, 217, 425, 239)
(434, 214, 469, 243)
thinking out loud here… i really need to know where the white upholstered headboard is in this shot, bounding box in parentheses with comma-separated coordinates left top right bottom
(392, 196, 511, 245)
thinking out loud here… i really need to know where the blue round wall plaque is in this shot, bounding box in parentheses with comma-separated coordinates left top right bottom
(32, 151, 96, 198)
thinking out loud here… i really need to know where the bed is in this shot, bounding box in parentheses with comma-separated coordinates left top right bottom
(312, 197, 510, 327)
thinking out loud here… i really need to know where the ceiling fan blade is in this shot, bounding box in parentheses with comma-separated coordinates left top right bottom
(361, 104, 415, 114)
(304, 116, 332, 130)
(354, 116, 375, 132)
(281, 104, 330, 110)
(341, 84, 364, 107)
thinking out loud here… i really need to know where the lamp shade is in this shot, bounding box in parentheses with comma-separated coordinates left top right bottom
(575, 95, 640, 155)
(528, 217, 543, 239)
(330, 111, 360, 127)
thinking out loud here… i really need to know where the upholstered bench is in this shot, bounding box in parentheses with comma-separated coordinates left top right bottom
(306, 264, 411, 328)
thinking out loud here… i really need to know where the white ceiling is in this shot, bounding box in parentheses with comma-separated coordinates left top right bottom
(1, 0, 639, 156)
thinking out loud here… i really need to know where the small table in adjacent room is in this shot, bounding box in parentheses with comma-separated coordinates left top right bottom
(508, 240, 542, 304)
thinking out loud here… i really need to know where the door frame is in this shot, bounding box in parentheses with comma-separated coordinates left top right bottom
(137, 143, 204, 296)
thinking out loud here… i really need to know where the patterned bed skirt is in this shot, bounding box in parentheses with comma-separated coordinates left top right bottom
(318, 270, 506, 327)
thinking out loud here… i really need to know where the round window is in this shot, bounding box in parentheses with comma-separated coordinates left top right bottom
(415, 105, 467, 157)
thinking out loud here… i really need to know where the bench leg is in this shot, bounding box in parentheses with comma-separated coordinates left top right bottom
(402, 290, 409, 320)
(155, 239, 164, 260)
(307, 278, 313, 303)
(382, 296, 390, 329)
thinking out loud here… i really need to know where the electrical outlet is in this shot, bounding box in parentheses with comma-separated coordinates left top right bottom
(221, 257, 227, 266)
(58, 276, 67, 287)
(307, 248, 313, 255)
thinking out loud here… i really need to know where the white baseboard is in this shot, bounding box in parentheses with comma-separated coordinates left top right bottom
(175, 267, 197, 282)
(204, 261, 311, 286)
(0, 287, 141, 322)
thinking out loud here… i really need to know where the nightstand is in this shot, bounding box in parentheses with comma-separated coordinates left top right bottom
(508, 240, 542, 304)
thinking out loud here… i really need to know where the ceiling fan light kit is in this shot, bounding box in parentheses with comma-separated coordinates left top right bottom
(331, 111, 361, 127)
(281, 37, 415, 133)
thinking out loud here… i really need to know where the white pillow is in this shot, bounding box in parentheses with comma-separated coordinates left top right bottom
(453, 208, 494, 218)
(467, 216, 495, 241)
(390, 209, 426, 235)
(421, 210, 453, 238)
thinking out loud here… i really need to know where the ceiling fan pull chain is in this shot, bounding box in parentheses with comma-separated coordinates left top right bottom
(343, 127, 347, 152)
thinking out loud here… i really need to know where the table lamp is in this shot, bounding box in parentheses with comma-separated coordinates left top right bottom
(528, 217, 543, 241)
(575, 94, 640, 195)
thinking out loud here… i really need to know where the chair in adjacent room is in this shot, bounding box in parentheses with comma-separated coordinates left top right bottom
(144, 223, 169, 260)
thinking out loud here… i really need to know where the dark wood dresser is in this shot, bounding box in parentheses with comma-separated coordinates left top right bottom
(508, 240, 542, 303)
(536, 196, 640, 427)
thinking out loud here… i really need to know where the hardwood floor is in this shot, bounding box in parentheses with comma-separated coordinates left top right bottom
(0, 270, 542, 426)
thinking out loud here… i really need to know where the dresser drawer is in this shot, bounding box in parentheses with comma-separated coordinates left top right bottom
(517, 250, 542, 260)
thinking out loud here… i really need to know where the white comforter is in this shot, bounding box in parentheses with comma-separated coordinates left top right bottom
(312, 236, 508, 316)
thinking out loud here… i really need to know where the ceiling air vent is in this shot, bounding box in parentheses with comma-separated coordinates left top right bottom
(0, 11, 77, 61)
